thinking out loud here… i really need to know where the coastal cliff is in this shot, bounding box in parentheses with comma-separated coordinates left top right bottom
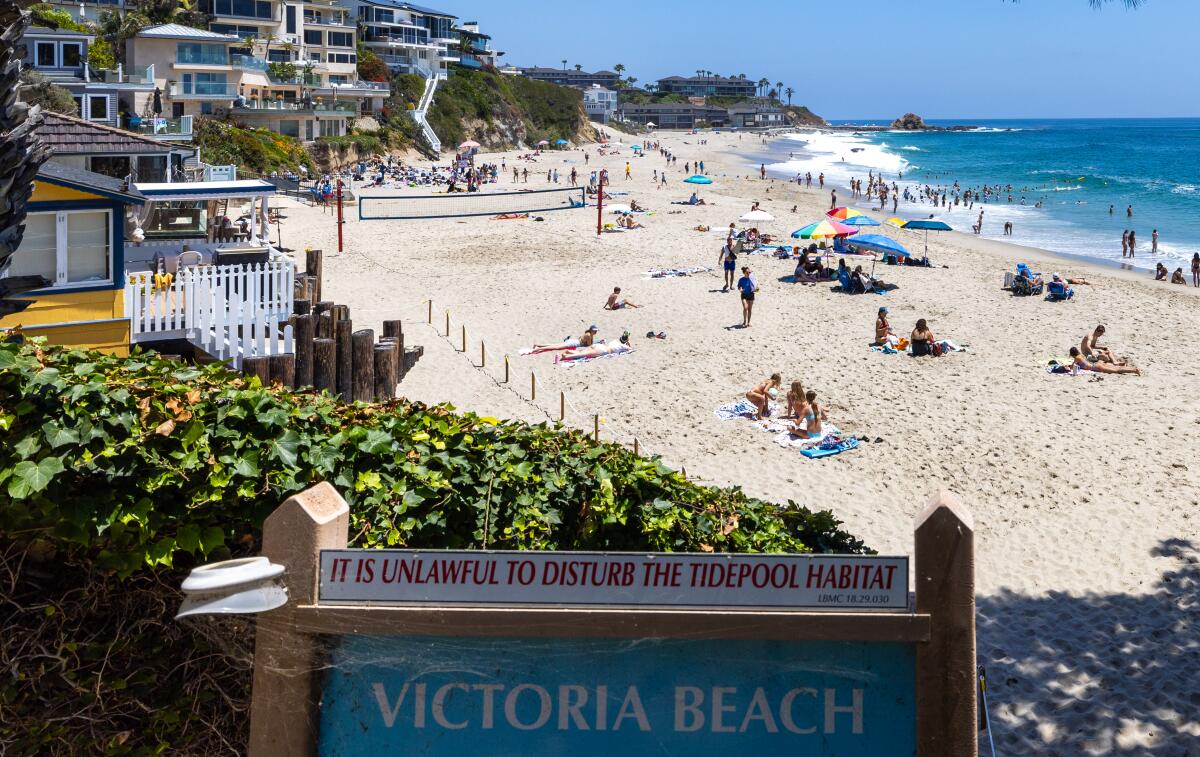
(891, 112, 976, 132)
(783, 105, 827, 127)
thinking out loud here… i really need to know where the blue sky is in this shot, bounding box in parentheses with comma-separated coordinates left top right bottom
(449, 0, 1198, 119)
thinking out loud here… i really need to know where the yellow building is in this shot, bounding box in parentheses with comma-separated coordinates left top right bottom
(0, 161, 145, 354)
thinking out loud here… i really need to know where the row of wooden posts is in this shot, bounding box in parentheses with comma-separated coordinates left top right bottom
(430, 300, 682, 475)
(240, 249, 422, 402)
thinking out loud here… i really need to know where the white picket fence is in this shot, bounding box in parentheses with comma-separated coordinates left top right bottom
(126, 261, 295, 368)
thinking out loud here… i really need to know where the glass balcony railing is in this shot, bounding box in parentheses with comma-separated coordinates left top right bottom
(233, 100, 358, 114)
(171, 81, 238, 97)
(176, 49, 230, 66)
(231, 53, 269, 72)
(129, 115, 194, 137)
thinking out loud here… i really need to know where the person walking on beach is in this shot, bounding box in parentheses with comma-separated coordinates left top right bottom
(818, 173, 825, 189)
(760, 164, 766, 180)
(625, 162, 632, 181)
(831, 189, 837, 210)
(1129, 230, 1137, 257)
(718, 240, 738, 292)
(1121, 230, 1129, 258)
(737, 266, 758, 328)
(1152, 229, 1158, 254)
(1192, 253, 1200, 287)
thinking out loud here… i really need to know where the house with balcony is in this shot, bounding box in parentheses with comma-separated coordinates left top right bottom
(21, 26, 156, 127)
(351, 0, 458, 78)
(583, 85, 617, 124)
(454, 21, 501, 69)
(36, 111, 194, 183)
(519, 67, 620, 89)
(726, 101, 786, 128)
(655, 75, 758, 99)
(35, 0, 128, 24)
(617, 103, 729, 129)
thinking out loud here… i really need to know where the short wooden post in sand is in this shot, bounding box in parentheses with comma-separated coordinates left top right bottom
(593, 414, 599, 441)
(480, 342, 486, 368)
(351, 329, 375, 402)
(267, 353, 295, 389)
(313, 338, 336, 394)
(504, 355, 510, 383)
(559, 392, 565, 422)
(530, 372, 536, 401)
(334, 318, 353, 402)
(445, 310, 450, 337)
(461, 324, 467, 353)
(305, 248, 323, 302)
(633, 438, 640, 456)
(373, 343, 397, 401)
(292, 313, 314, 388)
(242, 355, 270, 385)
(427, 299, 432, 324)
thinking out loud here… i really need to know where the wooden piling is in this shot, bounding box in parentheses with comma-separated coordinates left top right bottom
(293, 313, 314, 387)
(242, 355, 270, 386)
(335, 319, 353, 402)
(559, 392, 565, 422)
(351, 329, 375, 402)
(305, 248, 323, 302)
(633, 438, 640, 456)
(530, 372, 536, 401)
(593, 414, 599, 441)
(313, 338, 336, 394)
(268, 353, 295, 389)
(461, 324, 467, 353)
(382, 320, 403, 339)
(480, 341, 485, 368)
(373, 343, 398, 401)
(427, 300, 432, 324)
(445, 310, 450, 337)
(293, 298, 312, 316)
(317, 311, 333, 339)
(504, 355, 510, 383)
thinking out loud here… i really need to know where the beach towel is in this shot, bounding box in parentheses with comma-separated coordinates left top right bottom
(519, 338, 580, 356)
(714, 398, 781, 421)
(644, 266, 712, 279)
(555, 344, 632, 366)
(773, 424, 843, 450)
(800, 437, 860, 459)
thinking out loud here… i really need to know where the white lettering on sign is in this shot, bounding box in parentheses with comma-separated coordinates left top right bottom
(318, 550, 909, 610)
(370, 682, 865, 735)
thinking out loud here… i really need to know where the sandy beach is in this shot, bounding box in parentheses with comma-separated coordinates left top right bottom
(278, 127, 1199, 754)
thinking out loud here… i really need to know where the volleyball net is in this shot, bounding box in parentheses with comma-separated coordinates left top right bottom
(358, 186, 587, 221)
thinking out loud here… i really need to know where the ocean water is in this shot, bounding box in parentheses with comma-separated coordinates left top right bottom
(761, 119, 1200, 272)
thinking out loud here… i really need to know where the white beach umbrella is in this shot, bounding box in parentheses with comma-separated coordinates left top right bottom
(607, 203, 632, 213)
(645, 121, 656, 128)
(739, 209, 775, 222)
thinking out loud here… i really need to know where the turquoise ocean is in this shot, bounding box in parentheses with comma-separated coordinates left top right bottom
(764, 118, 1200, 272)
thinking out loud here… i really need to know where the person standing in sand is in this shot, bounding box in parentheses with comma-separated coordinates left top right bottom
(737, 266, 758, 327)
(1121, 230, 1129, 258)
(1128, 230, 1137, 257)
(718, 239, 738, 292)
(831, 190, 837, 210)
(1151, 229, 1158, 254)
(1192, 253, 1199, 287)
(819, 173, 825, 189)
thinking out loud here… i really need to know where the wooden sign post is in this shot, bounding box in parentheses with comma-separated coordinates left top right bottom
(246, 487, 975, 757)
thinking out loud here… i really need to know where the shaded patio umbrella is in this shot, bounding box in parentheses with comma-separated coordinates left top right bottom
(645, 121, 656, 128)
(537, 139, 550, 146)
(847, 233, 909, 257)
(459, 140, 480, 149)
(827, 206, 866, 221)
(839, 214, 880, 227)
(683, 175, 712, 185)
(554, 138, 569, 146)
(739, 209, 775, 222)
(902, 218, 953, 257)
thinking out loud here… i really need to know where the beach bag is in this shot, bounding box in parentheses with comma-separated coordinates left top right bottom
(932, 342, 944, 357)
(897, 337, 909, 350)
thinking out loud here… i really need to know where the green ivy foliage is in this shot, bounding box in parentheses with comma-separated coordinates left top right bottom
(0, 339, 867, 576)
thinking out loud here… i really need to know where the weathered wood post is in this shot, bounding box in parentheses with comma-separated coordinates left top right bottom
(293, 298, 312, 316)
(593, 414, 599, 441)
(915, 491, 977, 757)
(242, 355, 270, 385)
(305, 248, 323, 302)
(267, 353, 295, 389)
(373, 343, 397, 400)
(313, 338, 336, 394)
(382, 320, 403, 339)
(351, 329, 375, 402)
(334, 319, 353, 402)
(293, 313, 314, 387)
(249, 483, 348, 756)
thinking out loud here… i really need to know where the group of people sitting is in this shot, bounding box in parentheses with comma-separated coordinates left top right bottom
(838, 259, 896, 294)
(873, 309, 952, 356)
(1154, 262, 1188, 285)
(745, 374, 829, 438)
(1068, 325, 1140, 375)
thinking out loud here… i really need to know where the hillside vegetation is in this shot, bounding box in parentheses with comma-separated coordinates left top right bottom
(0, 339, 865, 753)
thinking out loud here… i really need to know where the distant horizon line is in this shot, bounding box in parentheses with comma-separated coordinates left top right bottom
(824, 115, 1200, 122)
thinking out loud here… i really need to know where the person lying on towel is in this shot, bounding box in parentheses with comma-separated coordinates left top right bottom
(557, 333, 632, 362)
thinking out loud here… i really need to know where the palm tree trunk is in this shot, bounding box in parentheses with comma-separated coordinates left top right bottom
(1, 0, 53, 316)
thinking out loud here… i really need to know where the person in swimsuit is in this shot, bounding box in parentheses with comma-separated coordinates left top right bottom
(1080, 325, 1122, 365)
(875, 307, 899, 347)
(785, 380, 807, 418)
(558, 340, 631, 363)
(579, 325, 599, 347)
(1192, 253, 1200, 287)
(911, 319, 937, 357)
(605, 287, 641, 309)
(746, 373, 782, 420)
(1171, 268, 1186, 285)
(1070, 347, 1140, 375)
(718, 241, 738, 291)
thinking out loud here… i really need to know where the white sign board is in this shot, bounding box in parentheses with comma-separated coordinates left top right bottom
(318, 551, 909, 611)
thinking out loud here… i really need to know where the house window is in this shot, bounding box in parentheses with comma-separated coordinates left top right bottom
(61, 43, 82, 67)
(88, 95, 109, 121)
(285, 4, 296, 33)
(304, 29, 322, 46)
(35, 41, 56, 67)
(327, 31, 352, 47)
(5, 210, 112, 287)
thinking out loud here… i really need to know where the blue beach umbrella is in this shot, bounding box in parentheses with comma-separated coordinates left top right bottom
(847, 233, 909, 257)
(900, 218, 952, 257)
(630, 144, 643, 150)
(683, 175, 712, 185)
(839, 215, 881, 227)
(554, 138, 569, 146)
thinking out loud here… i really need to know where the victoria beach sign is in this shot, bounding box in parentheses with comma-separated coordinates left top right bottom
(318, 550, 909, 610)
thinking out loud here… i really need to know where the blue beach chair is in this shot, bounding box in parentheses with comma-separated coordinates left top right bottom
(1046, 280, 1074, 301)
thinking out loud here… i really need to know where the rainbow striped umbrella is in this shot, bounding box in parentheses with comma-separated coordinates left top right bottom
(827, 207, 867, 221)
(791, 219, 859, 239)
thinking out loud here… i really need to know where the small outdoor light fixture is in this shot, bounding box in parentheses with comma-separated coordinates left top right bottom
(176, 556, 287, 619)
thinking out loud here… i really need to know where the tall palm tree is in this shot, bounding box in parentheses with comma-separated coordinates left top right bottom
(614, 63, 626, 76)
(561, 59, 567, 71)
(1, 0, 52, 316)
(784, 86, 794, 106)
(775, 81, 783, 102)
(757, 77, 769, 97)
(574, 63, 582, 71)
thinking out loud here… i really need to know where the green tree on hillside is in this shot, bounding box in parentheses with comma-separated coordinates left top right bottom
(784, 86, 794, 105)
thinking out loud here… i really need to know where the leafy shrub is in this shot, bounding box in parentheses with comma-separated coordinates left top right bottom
(191, 117, 314, 175)
(86, 37, 117, 70)
(0, 339, 866, 577)
(18, 69, 79, 116)
(266, 61, 296, 81)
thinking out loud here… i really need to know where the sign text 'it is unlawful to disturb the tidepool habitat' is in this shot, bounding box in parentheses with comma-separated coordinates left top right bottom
(318, 551, 909, 610)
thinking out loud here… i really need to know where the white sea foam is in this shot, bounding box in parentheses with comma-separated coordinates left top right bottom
(898, 145, 923, 152)
(771, 131, 908, 186)
(1172, 184, 1197, 195)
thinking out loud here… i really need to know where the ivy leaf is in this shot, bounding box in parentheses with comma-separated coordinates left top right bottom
(9, 457, 66, 499)
(232, 452, 260, 478)
(200, 526, 226, 554)
(176, 524, 201, 552)
(42, 422, 81, 449)
(269, 430, 302, 468)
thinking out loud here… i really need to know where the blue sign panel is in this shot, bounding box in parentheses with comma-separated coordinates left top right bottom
(318, 635, 915, 756)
